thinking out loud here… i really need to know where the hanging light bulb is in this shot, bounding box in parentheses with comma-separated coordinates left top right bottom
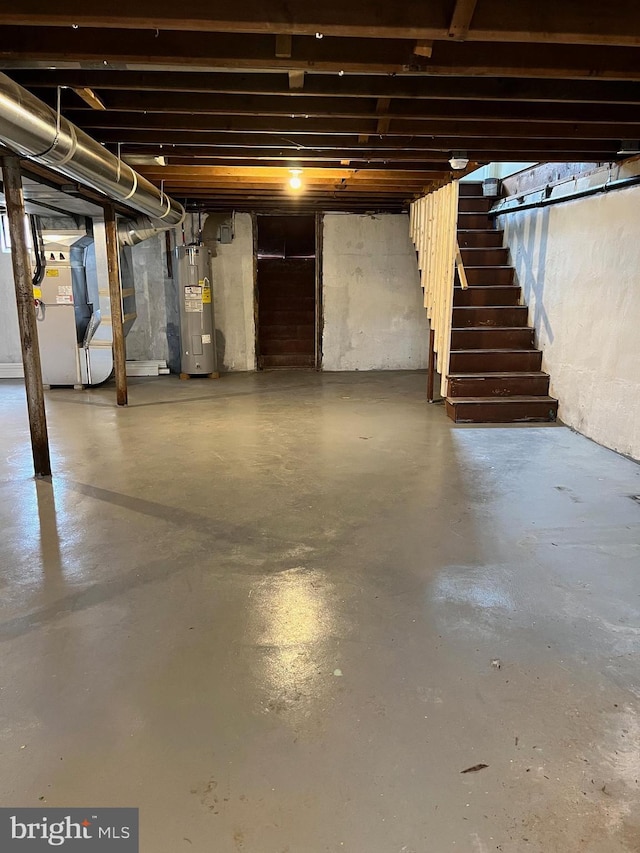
(288, 168, 303, 190)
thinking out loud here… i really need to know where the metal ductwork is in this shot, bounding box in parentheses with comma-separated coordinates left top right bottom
(0, 72, 185, 229)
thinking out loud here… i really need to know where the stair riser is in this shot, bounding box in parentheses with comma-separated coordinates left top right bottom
(259, 340, 315, 355)
(458, 182, 484, 197)
(260, 311, 315, 325)
(265, 297, 316, 311)
(458, 267, 514, 285)
(452, 307, 528, 327)
(451, 328, 534, 349)
(457, 213, 493, 229)
(261, 355, 316, 368)
(446, 399, 558, 423)
(448, 375, 550, 397)
(458, 197, 493, 213)
(460, 248, 509, 265)
(449, 351, 543, 372)
(454, 287, 522, 307)
(457, 230, 504, 248)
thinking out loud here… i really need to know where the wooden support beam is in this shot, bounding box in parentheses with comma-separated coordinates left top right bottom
(414, 39, 434, 58)
(275, 33, 292, 58)
(376, 97, 391, 135)
(71, 86, 106, 110)
(9, 27, 640, 80)
(288, 70, 305, 90)
(448, 0, 478, 41)
(427, 326, 436, 403)
(4, 1, 640, 46)
(1, 154, 51, 478)
(18, 70, 640, 107)
(74, 110, 636, 139)
(104, 205, 128, 406)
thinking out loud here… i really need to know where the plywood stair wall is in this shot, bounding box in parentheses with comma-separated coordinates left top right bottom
(445, 182, 558, 424)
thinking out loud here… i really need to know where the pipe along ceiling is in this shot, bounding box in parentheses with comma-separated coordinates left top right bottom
(0, 72, 185, 231)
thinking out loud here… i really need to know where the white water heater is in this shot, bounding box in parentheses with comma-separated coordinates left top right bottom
(177, 244, 217, 377)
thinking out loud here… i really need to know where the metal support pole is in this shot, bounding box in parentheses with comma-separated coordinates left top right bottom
(104, 204, 128, 406)
(427, 325, 436, 403)
(1, 155, 52, 477)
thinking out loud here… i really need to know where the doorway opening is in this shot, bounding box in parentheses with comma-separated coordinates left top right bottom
(255, 215, 320, 369)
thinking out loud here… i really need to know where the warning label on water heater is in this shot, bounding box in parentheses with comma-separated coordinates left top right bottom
(184, 285, 202, 313)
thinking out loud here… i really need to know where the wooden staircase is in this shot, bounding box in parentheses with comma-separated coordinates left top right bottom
(445, 182, 558, 424)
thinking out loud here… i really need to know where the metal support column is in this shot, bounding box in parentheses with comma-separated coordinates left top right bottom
(1, 154, 52, 477)
(104, 204, 128, 406)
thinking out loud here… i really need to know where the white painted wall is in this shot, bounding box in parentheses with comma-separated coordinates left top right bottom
(208, 212, 256, 372)
(498, 185, 640, 460)
(322, 214, 428, 370)
(0, 249, 21, 362)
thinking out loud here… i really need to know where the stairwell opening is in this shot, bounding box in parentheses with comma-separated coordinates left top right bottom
(255, 214, 320, 369)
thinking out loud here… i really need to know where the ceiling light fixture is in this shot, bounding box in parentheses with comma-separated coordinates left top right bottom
(315, 32, 324, 39)
(288, 168, 303, 190)
(449, 151, 469, 170)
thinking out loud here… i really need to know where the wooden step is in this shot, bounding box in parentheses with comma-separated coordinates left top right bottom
(452, 306, 528, 327)
(458, 181, 484, 197)
(265, 296, 316, 311)
(457, 229, 504, 249)
(459, 266, 514, 285)
(449, 349, 543, 373)
(259, 325, 315, 340)
(447, 372, 550, 397)
(454, 285, 522, 307)
(457, 212, 492, 229)
(259, 338, 315, 355)
(260, 310, 315, 325)
(458, 196, 493, 213)
(451, 326, 534, 349)
(459, 247, 509, 266)
(261, 354, 316, 368)
(445, 396, 558, 424)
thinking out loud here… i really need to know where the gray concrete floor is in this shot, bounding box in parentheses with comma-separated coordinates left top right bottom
(1, 371, 639, 853)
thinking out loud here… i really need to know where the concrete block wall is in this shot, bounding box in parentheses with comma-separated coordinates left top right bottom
(498, 184, 640, 460)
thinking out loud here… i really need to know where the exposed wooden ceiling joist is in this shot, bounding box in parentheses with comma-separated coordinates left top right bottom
(45, 93, 640, 128)
(3, 0, 640, 47)
(16, 71, 640, 106)
(2, 30, 640, 81)
(3, 3, 640, 212)
(66, 112, 638, 141)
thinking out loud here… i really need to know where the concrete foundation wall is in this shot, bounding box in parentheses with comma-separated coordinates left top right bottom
(208, 212, 256, 372)
(322, 214, 428, 370)
(498, 185, 640, 460)
(0, 250, 21, 362)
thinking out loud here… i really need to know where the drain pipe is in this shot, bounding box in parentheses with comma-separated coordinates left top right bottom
(0, 72, 184, 230)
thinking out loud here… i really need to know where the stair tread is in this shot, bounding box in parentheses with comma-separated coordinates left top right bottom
(452, 325, 532, 331)
(450, 347, 541, 353)
(454, 304, 527, 311)
(448, 371, 549, 378)
(447, 395, 557, 404)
